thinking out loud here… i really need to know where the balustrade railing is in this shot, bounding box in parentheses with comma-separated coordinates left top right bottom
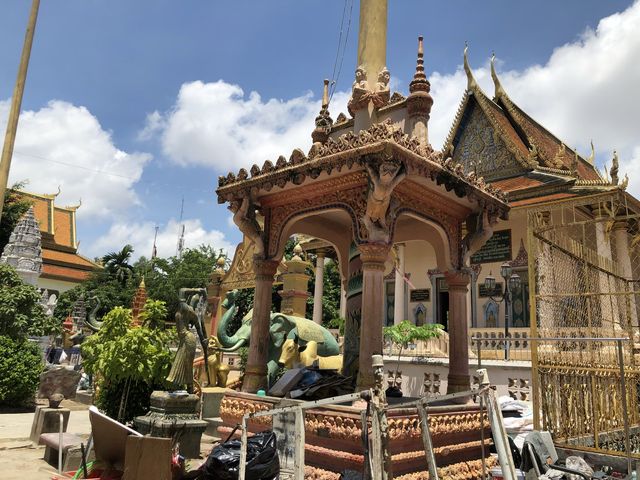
(469, 328, 532, 361)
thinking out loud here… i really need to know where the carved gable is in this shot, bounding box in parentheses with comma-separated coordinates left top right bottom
(452, 100, 526, 181)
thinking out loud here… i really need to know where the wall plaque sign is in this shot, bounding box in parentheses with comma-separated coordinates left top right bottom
(471, 229, 512, 264)
(410, 288, 431, 302)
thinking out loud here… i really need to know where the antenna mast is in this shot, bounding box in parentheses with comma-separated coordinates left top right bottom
(176, 197, 185, 259)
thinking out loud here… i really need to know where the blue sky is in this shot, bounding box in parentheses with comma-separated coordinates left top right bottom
(1, 1, 638, 259)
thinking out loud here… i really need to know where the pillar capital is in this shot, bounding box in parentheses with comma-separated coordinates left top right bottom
(253, 257, 280, 280)
(358, 243, 391, 270)
(613, 220, 629, 232)
(444, 270, 471, 289)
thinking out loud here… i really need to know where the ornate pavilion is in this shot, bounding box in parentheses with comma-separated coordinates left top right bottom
(216, 13, 510, 392)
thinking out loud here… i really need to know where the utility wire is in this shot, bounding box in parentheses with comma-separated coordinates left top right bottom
(329, 0, 354, 103)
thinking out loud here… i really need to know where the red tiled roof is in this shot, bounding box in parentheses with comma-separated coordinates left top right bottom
(491, 177, 545, 193)
(41, 264, 92, 282)
(42, 248, 96, 269)
(495, 96, 601, 182)
(510, 192, 577, 207)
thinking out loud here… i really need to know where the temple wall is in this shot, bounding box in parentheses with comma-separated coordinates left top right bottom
(402, 240, 437, 324)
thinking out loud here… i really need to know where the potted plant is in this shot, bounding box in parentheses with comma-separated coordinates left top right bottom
(383, 320, 443, 397)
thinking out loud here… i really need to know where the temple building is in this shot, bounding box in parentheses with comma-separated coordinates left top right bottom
(14, 190, 100, 294)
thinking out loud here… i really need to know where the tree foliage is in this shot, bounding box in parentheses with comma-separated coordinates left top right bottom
(383, 320, 443, 390)
(0, 182, 32, 254)
(0, 336, 43, 407)
(0, 264, 58, 339)
(102, 244, 135, 285)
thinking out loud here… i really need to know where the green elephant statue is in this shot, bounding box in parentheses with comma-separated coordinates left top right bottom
(215, 290, 340, 386)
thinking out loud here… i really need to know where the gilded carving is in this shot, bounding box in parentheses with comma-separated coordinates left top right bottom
(453, 102, 524, 181)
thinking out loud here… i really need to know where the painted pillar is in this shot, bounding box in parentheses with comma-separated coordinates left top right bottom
(343, 243, 362, 382)
(357, 243, 391, 390)
(614, 221, 638, 329)
(207, 259, 226, 337)
(312, 251, 325, 324)
(445, 270, 471, 396)
(393, 243, 405, 324)
(279, 247, 311, 317)
(242, 258, 279, 393)
(594, 208, 618, 328)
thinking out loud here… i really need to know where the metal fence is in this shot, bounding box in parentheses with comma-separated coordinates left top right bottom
(527, 191, 640, 467)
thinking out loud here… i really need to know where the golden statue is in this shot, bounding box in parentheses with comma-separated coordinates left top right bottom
(206, 337, 230, 388)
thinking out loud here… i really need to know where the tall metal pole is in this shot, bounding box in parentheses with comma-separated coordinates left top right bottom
(0, 0, 41, 219)
(504, 277, 511, 360)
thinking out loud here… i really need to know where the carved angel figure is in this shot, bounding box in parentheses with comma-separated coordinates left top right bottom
(363, 161, 405, 235)
(373, 67, 391, 107)
(461, 209, 495, 267)
(230, 195, 264, 256)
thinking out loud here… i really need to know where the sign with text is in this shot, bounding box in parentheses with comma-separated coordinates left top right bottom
(410, 289, 431, 302)
(471, 229, 512, 264)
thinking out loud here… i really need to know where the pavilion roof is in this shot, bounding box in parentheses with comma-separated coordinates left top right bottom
(217, 119, 509, 216)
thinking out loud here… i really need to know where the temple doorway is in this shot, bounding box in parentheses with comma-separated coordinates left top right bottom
(436, 277, 450, 331)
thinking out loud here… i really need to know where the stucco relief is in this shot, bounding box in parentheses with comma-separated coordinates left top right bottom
(453, 104, 523, 181)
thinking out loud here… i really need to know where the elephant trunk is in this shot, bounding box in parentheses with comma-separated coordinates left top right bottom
(216, 304, 240, 348)
(216, 338, 247, 353)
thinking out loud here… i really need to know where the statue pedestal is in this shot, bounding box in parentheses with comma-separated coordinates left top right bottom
(30, 406, 71, 444)
(133, 391, 207, 459)
(201, 387, 228, 438)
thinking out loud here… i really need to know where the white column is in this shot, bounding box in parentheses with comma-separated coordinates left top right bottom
(312, 251, 325, 324)
(340, 280, 348, 319)
(393, 243, 405, 324)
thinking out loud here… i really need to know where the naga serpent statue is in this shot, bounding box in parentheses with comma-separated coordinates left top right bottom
(215, 290, 340, 386)
(85, 295, 103, 332)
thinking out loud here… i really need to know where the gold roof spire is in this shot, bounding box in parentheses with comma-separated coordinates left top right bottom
(463, 43, 479, 91)
(490, 52, 507, 99)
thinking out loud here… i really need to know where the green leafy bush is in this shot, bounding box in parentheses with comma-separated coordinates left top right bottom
(0, 336, 43, 407)
(81, 302, 174, 423)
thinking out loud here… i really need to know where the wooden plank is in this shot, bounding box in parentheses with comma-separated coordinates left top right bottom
(123, 436, 172, 480)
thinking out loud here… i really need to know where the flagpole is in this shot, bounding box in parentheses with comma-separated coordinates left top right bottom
(0, 0, 41, 219)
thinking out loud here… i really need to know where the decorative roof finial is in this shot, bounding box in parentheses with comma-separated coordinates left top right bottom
(463, 43, 479, 90)
(610, 150, 620, 185)
(490, 52, 506, 99)
(407, 35, 433, 121)
(321, 79, 330, 110)
(312, 79, 333, 144)
(587, 140, 595, 165)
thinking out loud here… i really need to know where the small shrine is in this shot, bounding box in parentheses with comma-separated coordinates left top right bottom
(216, 1, 509, 394)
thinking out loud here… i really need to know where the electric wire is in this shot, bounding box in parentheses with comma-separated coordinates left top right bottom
(329, 0, 354, 103)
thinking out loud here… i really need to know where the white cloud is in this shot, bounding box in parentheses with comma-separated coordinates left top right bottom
(89, 218, 234, 260)
(0, 100, 151, 219)
(428, 1, 640, 196)
(143, 79, 350, 171)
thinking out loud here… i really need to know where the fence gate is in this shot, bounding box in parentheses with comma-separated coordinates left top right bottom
(528, 191, 640, 459)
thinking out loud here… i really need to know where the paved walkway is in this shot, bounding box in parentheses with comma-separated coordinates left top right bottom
(0, 400, 91, 479)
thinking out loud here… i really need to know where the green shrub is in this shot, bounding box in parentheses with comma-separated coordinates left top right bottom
(0, 336, 43, 406)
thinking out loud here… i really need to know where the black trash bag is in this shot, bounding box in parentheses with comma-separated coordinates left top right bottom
(200, 431, 279, 480)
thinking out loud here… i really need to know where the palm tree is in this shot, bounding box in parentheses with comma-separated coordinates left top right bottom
(102, 244, 135, 285)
